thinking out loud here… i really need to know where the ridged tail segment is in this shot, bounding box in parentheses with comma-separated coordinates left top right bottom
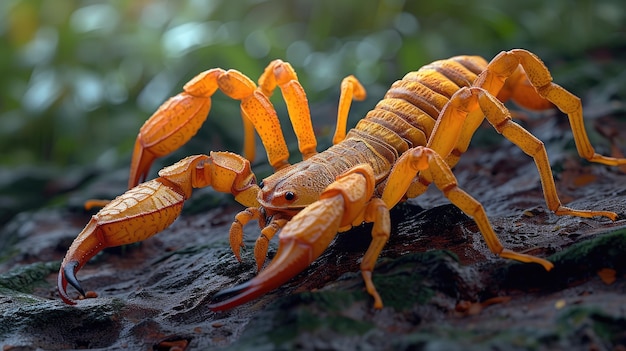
(348, 55, 489, 169)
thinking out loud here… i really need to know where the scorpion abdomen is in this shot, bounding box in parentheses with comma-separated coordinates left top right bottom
(352, 55, 489, 162)
(264, 56, 492, 201)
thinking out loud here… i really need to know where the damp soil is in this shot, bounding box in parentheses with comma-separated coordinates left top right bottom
(1, 114, 626, 350)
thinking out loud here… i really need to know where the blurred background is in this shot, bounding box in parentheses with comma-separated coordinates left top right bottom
(0, 0, 625, 223)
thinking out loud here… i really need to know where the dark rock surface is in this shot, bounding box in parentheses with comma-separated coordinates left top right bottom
(1, 115, 626, 350)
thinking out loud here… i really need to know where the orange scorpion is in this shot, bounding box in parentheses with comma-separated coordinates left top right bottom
(58, 49, 625, 310)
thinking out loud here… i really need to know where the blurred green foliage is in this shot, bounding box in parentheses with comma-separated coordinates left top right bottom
(0, 0, 624, 170)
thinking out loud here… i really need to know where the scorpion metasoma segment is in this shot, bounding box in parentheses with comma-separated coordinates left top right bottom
(58, 49, 625, 310)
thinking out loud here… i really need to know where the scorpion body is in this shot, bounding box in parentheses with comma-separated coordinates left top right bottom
(261, 55, 488, 204)
(58, 49, 625, 311)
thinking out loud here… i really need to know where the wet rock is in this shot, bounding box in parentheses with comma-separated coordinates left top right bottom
(1, 115, 626, 350)
(1, 297, 124, 350)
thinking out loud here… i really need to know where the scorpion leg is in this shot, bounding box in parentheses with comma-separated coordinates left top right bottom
(358, 198, 391, 309)
(59, 152, 260, 304)
(209, 164, 384, 311)
(476, 89, 619, 220)
(259, 60, 318, 160)
(383, 146, 554, 271)
(253, 216, 288, 272)
(479, 49, 626, 167)
(228, 207, 289, 272)
(332, 75, 367, 144)
(427, 86, 619, 220)
(229, 207, 263, 262)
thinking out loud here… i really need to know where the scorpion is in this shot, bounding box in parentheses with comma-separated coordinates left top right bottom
(57, 49, 625, 310)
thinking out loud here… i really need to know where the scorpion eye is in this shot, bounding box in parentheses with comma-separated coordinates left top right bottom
(284, 191, 295, 201)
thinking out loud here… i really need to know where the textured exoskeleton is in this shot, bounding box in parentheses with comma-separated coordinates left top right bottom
(58, 49, 624, 310)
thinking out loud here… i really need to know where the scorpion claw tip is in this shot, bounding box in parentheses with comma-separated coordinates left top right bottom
(65, 261, 86, 296)
(58, 260, 85, 304)
(208, 281, 261, 312)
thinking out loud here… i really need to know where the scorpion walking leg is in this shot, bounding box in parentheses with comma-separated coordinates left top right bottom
(216, 70, 292, 171)
(475, 89, 619, 220)
(382, 147, 554, 270)
(479, 49, 626, 167)
(259, 60, 318, 160)
(427, 86, 618, 220)
(433, 49, 626, 182)
(229, 208, 263, 262)
(439, 109, 485, 168)
(359, 198, 391, 309)
(229, 205, 290, 271)
(332, 75, 367, 144)
(253, 217, 288, 272)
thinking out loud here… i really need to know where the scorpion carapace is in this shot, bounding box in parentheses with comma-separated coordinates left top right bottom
(58, 49, 624, 310)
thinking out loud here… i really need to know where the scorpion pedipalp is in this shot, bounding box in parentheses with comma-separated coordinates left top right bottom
(58, 178, 189, 303)
(58, 153, 261, 303)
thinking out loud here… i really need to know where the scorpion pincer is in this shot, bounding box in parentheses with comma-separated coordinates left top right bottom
(58, 49, 624, 310)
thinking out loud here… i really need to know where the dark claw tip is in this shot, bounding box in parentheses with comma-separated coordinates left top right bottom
(207, 281, 256, 311)
(64, 260, 86, 296)
(210, 281, 252, 303)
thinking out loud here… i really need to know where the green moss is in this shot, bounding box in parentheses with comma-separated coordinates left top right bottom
(392, 309, 624, 351)
(0, 287, 44, 304)
(374, 250, 465, 310)
(0, 261, 59, 293)
(267, 309, 373, 344)
(373, 262, 434, 310)
(501, 228, 626, 289)
(549, 228, 626, 270)
(286, 289, 363, 312)
(230, 289, 375, 350)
